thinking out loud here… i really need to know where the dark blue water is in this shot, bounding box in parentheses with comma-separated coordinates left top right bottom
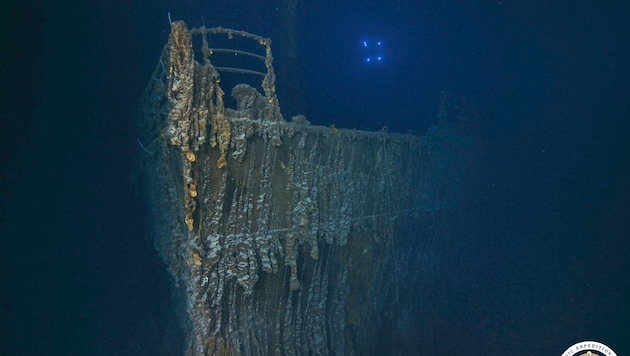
(2, 0, 628, 354)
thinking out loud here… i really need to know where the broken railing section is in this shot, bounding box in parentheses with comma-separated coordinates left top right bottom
(164, 21, 285, 232)
(138, 20, 473, 355)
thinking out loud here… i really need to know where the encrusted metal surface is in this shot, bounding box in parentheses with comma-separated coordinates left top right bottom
(137, 21, 470, 355)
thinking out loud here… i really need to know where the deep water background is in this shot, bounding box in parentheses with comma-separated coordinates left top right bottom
(1, 0, 629, 354)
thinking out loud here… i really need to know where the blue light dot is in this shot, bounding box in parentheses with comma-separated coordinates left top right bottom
(363, 40, 368, 47)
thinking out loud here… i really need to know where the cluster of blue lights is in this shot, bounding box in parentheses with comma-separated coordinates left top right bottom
(361, 39, 384, 64)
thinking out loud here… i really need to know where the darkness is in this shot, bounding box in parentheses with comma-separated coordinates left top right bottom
(1, 0, 629, 355)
